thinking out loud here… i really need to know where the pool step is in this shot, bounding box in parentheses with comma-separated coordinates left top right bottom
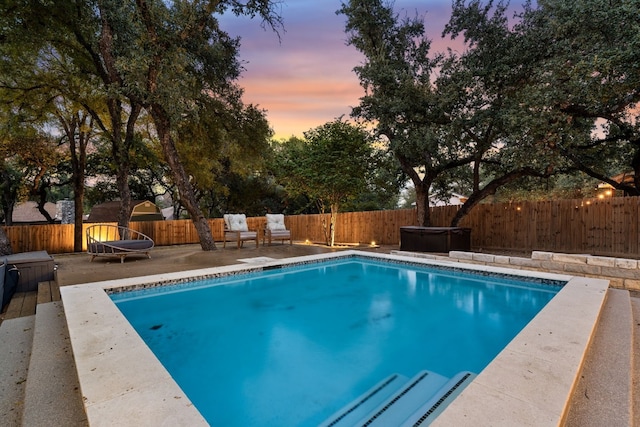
(357, 370, 467, 426)
(397, 371, 476, 426)
(322, 370, 475, 427)
(320, 373, 410, 427)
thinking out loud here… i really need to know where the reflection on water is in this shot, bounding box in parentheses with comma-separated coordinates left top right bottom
(399, 268, 418, 296)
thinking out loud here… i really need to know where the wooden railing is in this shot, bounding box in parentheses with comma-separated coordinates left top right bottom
(3, 197, 640, 258)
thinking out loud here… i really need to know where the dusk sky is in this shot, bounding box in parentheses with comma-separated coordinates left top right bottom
(219, 1, 458, 140)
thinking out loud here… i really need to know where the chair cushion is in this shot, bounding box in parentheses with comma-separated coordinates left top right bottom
(224, 214, 248, 231)
(237, 231, 257, 239)
(266, 214, 287, 231)
(268, 230, 291, 238)
(89, 239, 154, 253)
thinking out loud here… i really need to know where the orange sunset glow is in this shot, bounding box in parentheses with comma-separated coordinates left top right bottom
(221, 0, 455, 140)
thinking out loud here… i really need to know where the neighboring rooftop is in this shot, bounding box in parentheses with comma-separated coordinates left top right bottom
(10, 201, 58, 224)
(86, 200, 163, 223)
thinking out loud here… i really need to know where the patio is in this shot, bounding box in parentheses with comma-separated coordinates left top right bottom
(1, 242, 638, 426)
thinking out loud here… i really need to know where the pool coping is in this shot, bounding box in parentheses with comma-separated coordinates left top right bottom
(60, 250, 609, 426)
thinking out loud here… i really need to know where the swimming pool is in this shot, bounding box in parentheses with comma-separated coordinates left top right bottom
(110, 257, 560, 426)
(61, 251, 609, 426)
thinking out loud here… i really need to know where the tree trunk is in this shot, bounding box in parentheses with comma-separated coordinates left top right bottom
(150, 105, 216, 250)
(2, 202, 14, 226)
(71, 141, 87, 252)
(316, 201, 331, 246)
(396, 153, 432, 226)
(0, 226, 12, 255)
(630, 142, 640, 195)
(450, 168, 539, 226)
(73, 189, 84, 251)
(414, 183, 431, 227)
(115, 163, 132, 228)
(58, 111, 90, 252)
(73, 149, 88, 251)
(329, 202, 338, 247)
(0, 167, 17, 226)
(34, 178, 55, 223)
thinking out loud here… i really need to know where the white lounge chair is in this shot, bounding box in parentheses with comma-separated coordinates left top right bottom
(223, 214, 259, 248)
(86, 224, 154, 263)
(263, 213, 292, 245)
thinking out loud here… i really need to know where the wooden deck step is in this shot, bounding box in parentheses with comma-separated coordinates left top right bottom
(1, 281, 60, 322)
(4, 291, 37, 319)
(37, 281, 61, 304)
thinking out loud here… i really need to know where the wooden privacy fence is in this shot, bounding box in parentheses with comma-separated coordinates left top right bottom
(285, 209, 418, 246)
(2, 197, 639, 257)
(455, 197, 640, 257)
(1, 210, 418, 254)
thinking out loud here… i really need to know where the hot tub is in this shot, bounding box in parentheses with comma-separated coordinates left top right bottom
(399, 226, 471, 253)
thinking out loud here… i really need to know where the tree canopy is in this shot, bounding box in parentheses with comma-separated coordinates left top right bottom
(340, 0, 459, 226)
(518, 0, 640, 194)
(340, 0, 640, 225)
(0, 0, 283, 251)
(1, 0, 639, 254)
(272, 119, 378, 246)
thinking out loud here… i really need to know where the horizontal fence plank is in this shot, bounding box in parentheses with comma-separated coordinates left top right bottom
(2, 197, 639, 258)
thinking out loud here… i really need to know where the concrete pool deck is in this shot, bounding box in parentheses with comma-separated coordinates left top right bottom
(59, 245, 610, 426)
(2, 243, 637, 426)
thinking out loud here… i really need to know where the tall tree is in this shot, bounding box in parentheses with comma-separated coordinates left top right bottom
(0, 118, 62, 225)
(443, 0, 640, 207)
(0, 0, 141, 239)
(70, 0, 144, 231)
(128, 0, 280, 249)
(56, 107, 92, 251)
(340, 0, 474, 226)
(441, 0, 565, 225)
(342, 0, 610, 229)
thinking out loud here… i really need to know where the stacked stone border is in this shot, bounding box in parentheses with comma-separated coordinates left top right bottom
(391, 250, 640, 291)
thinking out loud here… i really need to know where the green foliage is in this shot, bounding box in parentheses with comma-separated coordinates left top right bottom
(84, 135, 171, 208)
(0, 162, 21, 225)
(513, 0, 640, 193)
(342, 148, 404, 211)
(271, 119, 381, 244)
(274, 120, 375, 210)
(3, 0, 637, 235)
(0, 0, 281, 237)
(341, 0, 640, 227)
(198, 173, 289, 218)
(339, 0, 478, 225)
(493, 173, 601, 202)
(0, 109, 67, 218)
(176, 100, 272, 193)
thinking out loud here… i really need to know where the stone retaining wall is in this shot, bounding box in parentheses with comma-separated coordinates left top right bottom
(392, 250, 640, 291)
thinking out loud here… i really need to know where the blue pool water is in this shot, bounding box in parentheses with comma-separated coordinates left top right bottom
(112, 257, 560, 426)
